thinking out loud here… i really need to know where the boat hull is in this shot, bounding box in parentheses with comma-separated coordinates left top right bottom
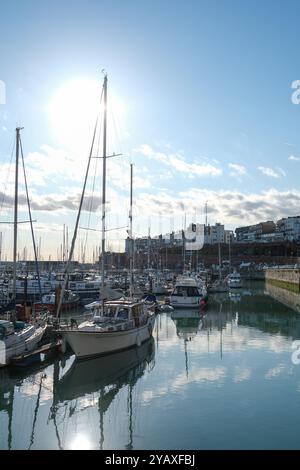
(60, 316, 156, 359)
(0, 325, 47, 367)
(228, 283, 242, 289)
(33, 300, 79, 313)
(170, 295, 207, 308)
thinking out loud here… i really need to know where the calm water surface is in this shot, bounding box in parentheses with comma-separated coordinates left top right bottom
(2, 281, 300, 450)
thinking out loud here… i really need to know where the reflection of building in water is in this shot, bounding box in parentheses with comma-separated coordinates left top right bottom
(265, 282, 300, 314)
(52, 338, 155, 449)
(202, 291, 300, 342)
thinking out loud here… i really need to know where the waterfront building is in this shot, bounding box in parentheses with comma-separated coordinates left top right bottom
(276, 216, 300, 242)
(235, 221, 276, 243)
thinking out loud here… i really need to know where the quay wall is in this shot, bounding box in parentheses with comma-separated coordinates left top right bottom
(265, 268, 300, 293)
(265, 282, 300, 314)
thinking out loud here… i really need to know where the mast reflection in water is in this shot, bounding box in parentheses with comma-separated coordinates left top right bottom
(3, 282, 300, 449)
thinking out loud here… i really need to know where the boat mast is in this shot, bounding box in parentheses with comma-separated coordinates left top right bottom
(129, 163, 133, 298)
(228, 232, 231, 273)
(101, 74, 108, 306)
(183, 213, 186, 273)
(12, 127, 23, 305)
(218, 241, 222, 284)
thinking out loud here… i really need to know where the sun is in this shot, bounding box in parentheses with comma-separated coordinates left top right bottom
(48, 77, 126, 156)
(69, 432, 92, 450)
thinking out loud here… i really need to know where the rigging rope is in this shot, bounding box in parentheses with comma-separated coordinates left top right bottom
(20, 138, 42, 299)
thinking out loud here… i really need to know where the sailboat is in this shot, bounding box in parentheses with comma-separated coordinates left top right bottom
(59, 74, 156, 359)
(0, 128, 47, 367)
(208, 242, 229, 293)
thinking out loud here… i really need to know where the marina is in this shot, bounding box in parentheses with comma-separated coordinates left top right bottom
(2, 0, 300, 456)
(2, 281, 300, 449)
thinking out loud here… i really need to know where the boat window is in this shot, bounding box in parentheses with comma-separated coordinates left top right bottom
(104, 308, 115, 317)
(0, 322, 14, 337)
(174, 287, 185, 296)
(69, 283, 76, 289)
(117, 308, 129, 319)
(187, 287, 199, 297)
(132, 305, 141, 317)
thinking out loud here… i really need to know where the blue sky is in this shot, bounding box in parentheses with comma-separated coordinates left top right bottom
(1, 0, 300, 260)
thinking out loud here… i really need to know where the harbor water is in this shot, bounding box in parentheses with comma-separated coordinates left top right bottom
(1, 281, 300, 450)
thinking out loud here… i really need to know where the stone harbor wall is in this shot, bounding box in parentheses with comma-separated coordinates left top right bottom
(265, 268, 300, 293)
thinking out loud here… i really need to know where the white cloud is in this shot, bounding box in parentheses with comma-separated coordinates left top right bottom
(265, 364, 286, 379)
(135, 144, 222, 177)
(135, 187, 300, 227)
(25, 144, 86, 183)
(170, 155, 222, 176)
(288, 155, 300, 161)
(257, 166, 285, 178)
(233, 367, 252, 383)
(228, 163, 247, 176)
(284, 142, 295, 147)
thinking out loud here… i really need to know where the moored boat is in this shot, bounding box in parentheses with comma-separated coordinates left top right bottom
(59, 299, 156, 359)
(33, 289, 80, 313)
(0, 319, 47, 367)
(170, 276, 207, 308)
(227, 271, 242, 288)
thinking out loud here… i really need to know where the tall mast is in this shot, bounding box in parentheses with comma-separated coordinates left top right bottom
(183, 213, 186, 273)
(147, 226, 150, 270)
(101, 74, 108, 302)
(12, 127, 22, 305)
(218, 241, 222, 283)
(228, 232, 231, 273)
(129, 163, 133, 298)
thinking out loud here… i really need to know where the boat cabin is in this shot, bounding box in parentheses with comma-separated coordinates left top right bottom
(0, 320, 14, 338)
(171, 278, 201, 297)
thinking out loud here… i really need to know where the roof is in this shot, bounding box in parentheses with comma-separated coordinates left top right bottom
(0, 320, 12, 327)
(174, 277, 198, 286)
(104, 299, 142, 308)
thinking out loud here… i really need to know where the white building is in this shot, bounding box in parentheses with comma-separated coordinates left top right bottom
(205, 223, 226, 245)
(276, 216, 300, 242)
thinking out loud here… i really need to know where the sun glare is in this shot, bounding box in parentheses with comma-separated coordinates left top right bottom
(69, 433, 92, 450)
(48, 78, 126, 156)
